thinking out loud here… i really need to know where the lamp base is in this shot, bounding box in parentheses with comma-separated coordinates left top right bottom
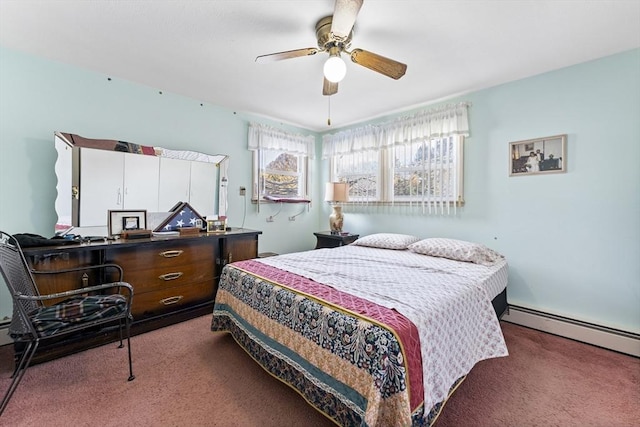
(329, 206, 344, 233)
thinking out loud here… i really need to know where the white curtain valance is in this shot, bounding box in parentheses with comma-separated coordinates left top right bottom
(321, 125, 382, 159)
(382, 102, 470, 145)
(322, 102, 470, 157)
(248, 122, 315, 159)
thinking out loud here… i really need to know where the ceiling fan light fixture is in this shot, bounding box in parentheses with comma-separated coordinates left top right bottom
(257, 2, 406, 98)
(324, 54, 346, 83)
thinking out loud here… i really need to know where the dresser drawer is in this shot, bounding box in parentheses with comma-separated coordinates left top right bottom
(119, 262, 215, 294)
(106, 240, 215, 273)
(132, 280, 214, 318)
(105, 239, 216, 292)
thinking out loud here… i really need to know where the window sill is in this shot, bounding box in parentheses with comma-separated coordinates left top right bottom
(256, 195, 312, 204)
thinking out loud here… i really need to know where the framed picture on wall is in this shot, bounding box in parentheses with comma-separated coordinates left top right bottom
(509, 134, 567, 176)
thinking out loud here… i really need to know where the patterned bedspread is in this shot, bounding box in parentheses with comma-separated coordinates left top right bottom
(211, 246, 508, 426)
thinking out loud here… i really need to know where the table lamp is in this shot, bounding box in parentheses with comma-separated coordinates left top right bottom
(324, 182, 349, 234)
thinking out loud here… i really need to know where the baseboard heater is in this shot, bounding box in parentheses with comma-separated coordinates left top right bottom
(502, 305, 639, 357)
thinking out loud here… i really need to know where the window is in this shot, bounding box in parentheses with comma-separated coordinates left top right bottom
(248, 122, 314, 202)
(254, 149, 308, 199)
(330, 136, 463, 205)
(323, 103, 469, 214)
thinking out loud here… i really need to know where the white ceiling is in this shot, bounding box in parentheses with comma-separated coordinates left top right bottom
(1, 0, 639, 132)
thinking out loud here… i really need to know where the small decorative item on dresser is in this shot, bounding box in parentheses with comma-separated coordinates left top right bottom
(154, 202, 205, 232)
(206, 218, 226, 233)
(108, 210, 148, 238)
(121, 229, 152, 240)
(178, 227, 201, 236)
(314, 231, 359, 249)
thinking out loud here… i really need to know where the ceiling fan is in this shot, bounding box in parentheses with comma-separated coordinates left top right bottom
(255, 0, 407, 96)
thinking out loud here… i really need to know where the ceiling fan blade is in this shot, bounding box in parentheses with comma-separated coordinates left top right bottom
(323, 78, 338, 96)
(331, 0, 363, 40)
(255, 48, 319, 63)
(350, 48, 407, 79)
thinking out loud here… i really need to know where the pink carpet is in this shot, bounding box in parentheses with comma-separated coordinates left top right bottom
(0, 317, 638, 426)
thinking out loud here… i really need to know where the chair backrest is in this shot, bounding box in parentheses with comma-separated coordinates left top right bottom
(0, 231, 41, 337)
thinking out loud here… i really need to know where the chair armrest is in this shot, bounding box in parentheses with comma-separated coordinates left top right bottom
(16, 281, 134, 303)
(30, 263, 124, 282)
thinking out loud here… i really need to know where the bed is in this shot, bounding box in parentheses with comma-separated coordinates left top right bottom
(211, 234, 509, 426)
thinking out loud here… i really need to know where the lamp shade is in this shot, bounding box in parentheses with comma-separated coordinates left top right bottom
(324, 182, 349, 202)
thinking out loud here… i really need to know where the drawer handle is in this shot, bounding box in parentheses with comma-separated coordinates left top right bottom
(159, 272, 183, 281)
(159, 250, 184, 258)
(160, 295, 184, 305)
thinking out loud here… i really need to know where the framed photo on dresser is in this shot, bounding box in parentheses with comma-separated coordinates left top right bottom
(206, 218, 226, 233)
(108, 210, 147, 237)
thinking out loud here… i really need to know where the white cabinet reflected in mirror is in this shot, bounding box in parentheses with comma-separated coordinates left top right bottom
(54, 132, 228, 234)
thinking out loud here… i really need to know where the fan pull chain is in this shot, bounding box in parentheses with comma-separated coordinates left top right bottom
(327, 96, 331, 126)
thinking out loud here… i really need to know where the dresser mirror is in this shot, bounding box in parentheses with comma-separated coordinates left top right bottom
(54, 132, 228, 235)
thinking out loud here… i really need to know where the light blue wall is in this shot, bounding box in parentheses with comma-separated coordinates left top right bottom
(0, 47, 322, 321)
(1, 46, 638, 334)
(330, 49, 640, 334)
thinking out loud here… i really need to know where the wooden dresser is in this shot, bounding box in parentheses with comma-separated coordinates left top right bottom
(20, 228, 261, 363)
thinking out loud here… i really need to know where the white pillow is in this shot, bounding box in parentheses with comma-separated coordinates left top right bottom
(407, 238, 504, 265)
(352, 233, 420, 250)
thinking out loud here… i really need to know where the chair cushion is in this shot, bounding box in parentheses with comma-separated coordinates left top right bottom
(30, 294, 127, 337)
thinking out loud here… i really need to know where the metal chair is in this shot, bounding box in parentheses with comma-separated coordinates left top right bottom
(0, 231, 135, 416)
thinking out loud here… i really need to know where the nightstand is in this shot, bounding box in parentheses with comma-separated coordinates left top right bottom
(314, 231, 359, 249)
